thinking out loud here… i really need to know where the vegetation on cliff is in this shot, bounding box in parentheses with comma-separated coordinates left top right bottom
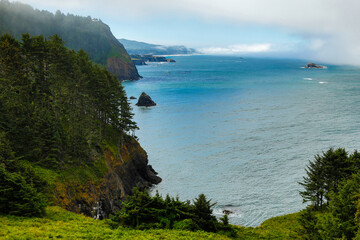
(0, 33, 159, 218)
(109, 188, 236, 237)
(298, 148, 360, 239)
(0, 0, 140, 80)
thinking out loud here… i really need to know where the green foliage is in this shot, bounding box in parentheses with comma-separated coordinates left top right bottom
(0, 206, 230, 239)
(316, 174, 360, 239)
(0, 33, 137, 216)
(236, 212, 303, 239)
(110, 188, 233, 235)
(0, 33, 136, 167)
(221, 214, 230, 226)
(0, 0, 134, 68)
(298, 207, 321, 240)
(0, 204, 306, 240)
(0, 165, 46, 216)
(299, 148, 360, 239)
(0, 131, 50, 216)
(193, 193, 218, 232)
(299, 148, 353, 208)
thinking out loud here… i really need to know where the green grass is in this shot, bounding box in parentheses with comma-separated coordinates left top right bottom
(0, 207, 231, 239)
(0, 206, 304, 239)
(235, 212, 303, 239)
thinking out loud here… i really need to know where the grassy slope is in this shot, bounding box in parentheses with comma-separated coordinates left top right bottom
(0, 207, 230, 240)
(236, 213, 303, 239)
(0, 206, 303, 239)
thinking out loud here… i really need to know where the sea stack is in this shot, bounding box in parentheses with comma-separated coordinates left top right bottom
(305, 63, 326, 69)
(136, 92, 156, 107)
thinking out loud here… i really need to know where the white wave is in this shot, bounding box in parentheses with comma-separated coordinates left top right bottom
(319, 81, 328, 84)
(304, 78, 313, 80)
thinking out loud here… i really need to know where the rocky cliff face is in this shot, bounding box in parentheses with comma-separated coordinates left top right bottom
(107, 57, 141, 80)
(54, 135, 161, 219)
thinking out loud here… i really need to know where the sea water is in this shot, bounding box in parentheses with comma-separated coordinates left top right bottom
(122, 55, 360, 226)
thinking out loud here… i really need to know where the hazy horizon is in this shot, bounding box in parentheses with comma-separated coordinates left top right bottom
(9, 0, 360, 65)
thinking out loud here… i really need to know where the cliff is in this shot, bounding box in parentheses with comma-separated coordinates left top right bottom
(0, 0, 140, 80)
(54, 135, 161, 219)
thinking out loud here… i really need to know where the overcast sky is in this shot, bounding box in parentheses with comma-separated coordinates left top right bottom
(17, 0, 360, 64)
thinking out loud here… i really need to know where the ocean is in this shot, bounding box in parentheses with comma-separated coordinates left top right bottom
(122, 55, 360, 226)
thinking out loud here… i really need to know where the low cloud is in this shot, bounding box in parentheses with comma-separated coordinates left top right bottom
(199, 44, 272, 55)
(20, 0, 360, 64)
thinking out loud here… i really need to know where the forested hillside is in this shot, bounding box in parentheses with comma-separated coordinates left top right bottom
(0, 33, 160, 218)
(0, 0, 140, 80)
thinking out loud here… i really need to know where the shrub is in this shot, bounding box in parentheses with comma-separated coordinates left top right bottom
(0, 165, 46, 216)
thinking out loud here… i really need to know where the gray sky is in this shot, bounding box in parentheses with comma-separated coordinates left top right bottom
(17, 0, 360, 64)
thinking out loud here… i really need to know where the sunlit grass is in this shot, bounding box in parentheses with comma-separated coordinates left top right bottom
(0, 206, 231, 239)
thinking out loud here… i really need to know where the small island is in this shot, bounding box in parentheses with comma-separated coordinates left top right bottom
(305, 62, 326, 69)
(136, 92, 157, 107)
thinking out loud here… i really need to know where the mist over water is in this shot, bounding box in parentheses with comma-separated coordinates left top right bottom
(123, 55, 360, 226)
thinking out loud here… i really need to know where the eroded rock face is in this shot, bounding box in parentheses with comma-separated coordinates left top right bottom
(305, 63, 326, 68)
(136, 92, 156, 107)
(54, 135, 161, 219)
(107, 57, 141, 80)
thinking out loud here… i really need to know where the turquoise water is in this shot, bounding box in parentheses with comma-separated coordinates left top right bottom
(122, 55, 360, 226)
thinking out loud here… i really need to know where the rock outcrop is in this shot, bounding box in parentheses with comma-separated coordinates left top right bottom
(54, 135, 161, 219)
(136, 92, 157, 107)
(305, 63, 326, 69)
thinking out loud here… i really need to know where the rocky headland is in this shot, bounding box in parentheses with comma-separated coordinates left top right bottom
(131, 55, 176, 65)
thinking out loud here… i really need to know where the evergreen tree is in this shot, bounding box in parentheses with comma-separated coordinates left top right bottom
(193, 193, 218, 232)
(0, 33, 138, 216)
(299, 148, 351, 208)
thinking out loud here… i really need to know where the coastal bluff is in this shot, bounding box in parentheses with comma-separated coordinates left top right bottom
(55, 135, 161, 219)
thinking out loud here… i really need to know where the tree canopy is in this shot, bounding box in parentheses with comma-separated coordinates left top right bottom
(0, 33, 137, 216)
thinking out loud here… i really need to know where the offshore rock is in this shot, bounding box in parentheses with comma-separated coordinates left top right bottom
(305, 63, 326, 69)
(136, 92, 156, 107)
(129, 96, 137, 99)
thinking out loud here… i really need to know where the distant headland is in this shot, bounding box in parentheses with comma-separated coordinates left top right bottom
(131, 54, 176, 65)
(118, 38, 197, 55)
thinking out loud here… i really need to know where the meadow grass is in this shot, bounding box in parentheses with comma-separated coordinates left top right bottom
(0, 206, 303, 239)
